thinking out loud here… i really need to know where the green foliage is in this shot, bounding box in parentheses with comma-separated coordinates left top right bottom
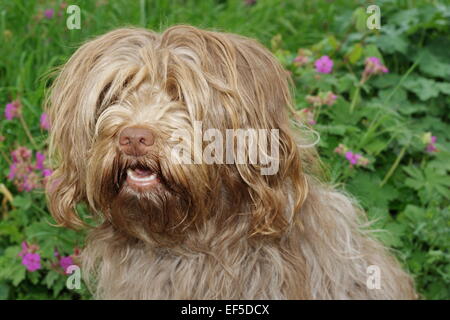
(0, 0, 449, 299)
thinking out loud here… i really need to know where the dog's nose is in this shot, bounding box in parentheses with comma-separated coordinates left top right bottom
(119, 126, 154, 156)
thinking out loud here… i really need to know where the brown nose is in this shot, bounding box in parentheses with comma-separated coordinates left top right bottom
(119, 126, 154, 156)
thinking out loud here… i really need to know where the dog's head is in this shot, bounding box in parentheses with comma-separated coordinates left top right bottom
(46, 26, 313, 243)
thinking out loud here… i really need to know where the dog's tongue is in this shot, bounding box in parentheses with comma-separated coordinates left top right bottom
(133, 168, 152, 177)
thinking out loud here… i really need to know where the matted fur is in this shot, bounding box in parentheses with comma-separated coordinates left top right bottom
(45, 25, 417, 299)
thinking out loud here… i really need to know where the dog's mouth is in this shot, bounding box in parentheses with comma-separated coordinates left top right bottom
(124, 165, 160, 191)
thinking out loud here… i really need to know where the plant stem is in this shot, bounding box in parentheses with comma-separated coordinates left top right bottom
(0, 148, 11, 165)
(314, 104, 322, 122)
(380, 145, 407, 187)
(384, 55, 421, 103)
(359, 57, 421, 151)
(349, 85, 360, 113)
(19, 114, 38, 149)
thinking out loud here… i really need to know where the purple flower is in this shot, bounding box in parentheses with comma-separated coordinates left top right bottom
(18, 241, 29, 258)
(426, 136, 438, 153)
(324, 92, 338, 106)
(36, 152, 45, 170)
(60, 256, 74, 273)
(40, 112, 50, 130)
(11, 146, 32, 162)
(42, 169, 53, 177)
(363, 57, 389, 77)
(22, 253, 41, 272)
(344, 151, 370, 167)
(345, 151, 361, 165)
(21, 172, 40, 192)
(314, 56, 333, 74)
(4, 101, 20, 120)
(7, 163, 17, 180)
(293, 55, 309, 67)
(44, 9, 54, 19)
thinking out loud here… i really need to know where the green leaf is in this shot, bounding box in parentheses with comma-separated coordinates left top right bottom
(416, 48, 450, 79)
(377, 32, 408, 54)
(403, 165, 450, 202)
(44, 271, 61, 289)
(336, 73, 357, 93)
(437, 82, 450, 95)
(363, 44, 383, 60)
(0, 282, 10, 300)
(11, 265, 26, 286)
(345, 43, 363, 64)
(403, 205, 425, 223)
(363, 139, 390, 155)
(371, 73, 401, 89)
(397, 103, 427, 115)
(352, 7, 367, 33)
(402, 76, 440, 101)
(12, 195, 32, 210)
(346, 172, 399, 210)
(27, 269, 40, 285)
(383, 222, 406, 247)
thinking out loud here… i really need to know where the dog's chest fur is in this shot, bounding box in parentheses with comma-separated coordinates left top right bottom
(86, 221, 309, 299)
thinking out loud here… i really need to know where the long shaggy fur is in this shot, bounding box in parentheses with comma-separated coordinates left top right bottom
(45, 25, 417, 299)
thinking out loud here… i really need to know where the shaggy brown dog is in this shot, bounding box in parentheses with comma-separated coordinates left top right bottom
(46, 25, 417, 299)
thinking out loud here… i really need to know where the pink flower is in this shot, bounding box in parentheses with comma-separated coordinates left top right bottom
(21, 172, 40, 191)
(40, 113, 50, 130)
(36, 152, 45, 170)
(11, 147, 32, 162)
(306, 95, 323, 107)
(301, 108, 316, 125)
(42, 169, 53, 186)
(345, 151, 361, 165)
(306, 91, 338, 107)
(314, 56, 333, 74)
(44, 9, 54, 19)
(426, 136, 438, 153)
(60, 256, 74, 273)
(363, 57, 389, 78)
(9, 147, 45, 192)
(343, 150, 369, 167)
(22, 253, 41, 272)
(293, 55, 309, 67)
(324, 92, 337, 106)
(7, 163, 17, 180)
(334, 144, 348, 155)
(42, 169, 53, 177)
(4, 100, 20, 120)
(18, 241, 29, 258)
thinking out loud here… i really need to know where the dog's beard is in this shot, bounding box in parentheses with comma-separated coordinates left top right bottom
(87, 148, 193, 243)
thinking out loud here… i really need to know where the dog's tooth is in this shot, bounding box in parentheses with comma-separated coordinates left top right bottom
(127, 169, 157, 183)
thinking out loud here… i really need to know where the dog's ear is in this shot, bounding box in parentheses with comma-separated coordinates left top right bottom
(161, 26, 311, 236)
(45, 28, 156, 228)
(224, 35, 310, 236)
